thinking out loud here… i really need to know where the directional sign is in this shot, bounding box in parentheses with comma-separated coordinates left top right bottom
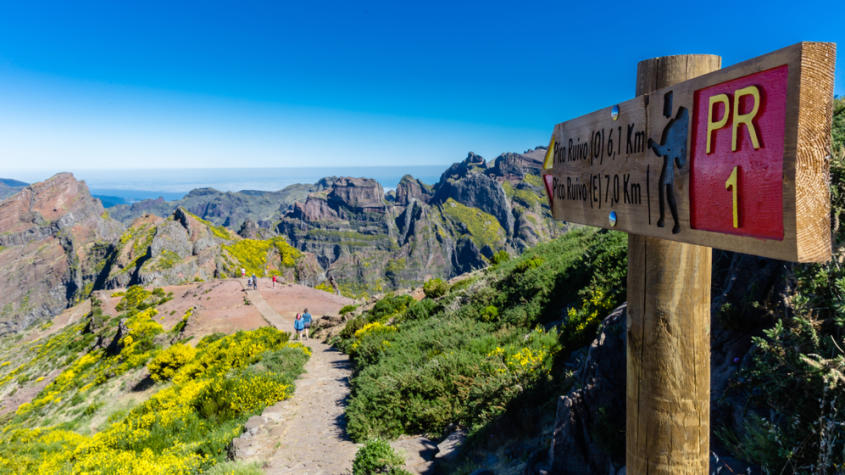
(542, 42, 836, 262)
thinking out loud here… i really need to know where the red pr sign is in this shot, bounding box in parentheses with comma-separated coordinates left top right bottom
(689, 65, 788, 240)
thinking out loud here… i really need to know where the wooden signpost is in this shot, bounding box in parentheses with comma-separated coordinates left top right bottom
(541, 42, 836, 473)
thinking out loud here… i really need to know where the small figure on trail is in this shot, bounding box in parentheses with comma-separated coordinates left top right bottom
(252, 274, 258, 290)
(294, 313, 305, 341)
(241, 268, 246, 279)
(302, 308, 312, 340)
(272, 275, 277, 288)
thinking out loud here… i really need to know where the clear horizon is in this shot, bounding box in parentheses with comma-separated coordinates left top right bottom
(0, 0, 842, 170)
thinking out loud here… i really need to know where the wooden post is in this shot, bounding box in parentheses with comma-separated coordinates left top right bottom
(626, 55, 721, 474)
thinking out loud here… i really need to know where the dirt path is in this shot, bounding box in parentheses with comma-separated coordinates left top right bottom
(232, 288, 359, 474)
(232, 283, 435, 474)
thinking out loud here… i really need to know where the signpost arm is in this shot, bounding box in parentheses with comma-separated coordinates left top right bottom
(627, 54, 721, 474)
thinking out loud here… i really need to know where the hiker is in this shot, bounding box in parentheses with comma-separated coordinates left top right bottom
(241, 268, 246, 278)
(272, 275, 277, 288)
(302, 308, 312, 340)
(294, 313, 305, 341)
(252, 274, 258, 290)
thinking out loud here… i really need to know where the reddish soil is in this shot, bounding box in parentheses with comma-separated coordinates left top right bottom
(91, 278, 351, 342)
(256, 278, 351, 320)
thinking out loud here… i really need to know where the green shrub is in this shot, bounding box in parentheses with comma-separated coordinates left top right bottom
(422, 278, 448, 299)
(339, 304, 358, 316)
(404, 299, 435, 321)
(481, 305, 499, 322)
(352, 439, 410, 475)
(448, 276, 476, 294)
(491, 250, 510, 265)
(368, 294, 414, 322)
(340, 228, 628, 443)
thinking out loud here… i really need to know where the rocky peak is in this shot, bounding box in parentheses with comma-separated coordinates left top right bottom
(0, 173, 104, 240)
(394, 175, 433, 206)
(0, 173, 122, 335)
(487, 150, 544, 180)
(438, 152, 488, 183)
(185, 187, 221, 198)
(327, 177, 385, 211)
(288, 197, 339, 222)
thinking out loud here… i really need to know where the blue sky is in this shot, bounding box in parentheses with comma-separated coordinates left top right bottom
(0, 0, 842, 170)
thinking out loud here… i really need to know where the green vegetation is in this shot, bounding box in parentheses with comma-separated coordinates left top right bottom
(422, 278, 448, 299)
(306, 228, 388, 247)
(0, 285, 310, 473)
(717, 97, 845, 472)
(522, 173, 543, 188)
(315, 281, 335, 293)
(440, 198, 506, 250)
(490, 250, 510, 265)
(223, 236, 301, 277)
(116, 223, 157, 274)
(150, 249, 181, 271)
(334, 229, 627, 443)
(185, 211, 234, 241)
(501, 180, 541, 208)
(339, 304, 358, 316)
(352, 439, 410, 475)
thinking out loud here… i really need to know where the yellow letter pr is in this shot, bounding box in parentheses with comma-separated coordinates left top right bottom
(731, 85, 760, 151)
(706, 93, 730, 154)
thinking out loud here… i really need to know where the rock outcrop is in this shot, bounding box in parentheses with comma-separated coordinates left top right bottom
(0, 173, 122, 334)
(549, 305, 626, 473)
(108, 183, 320, 230)
(272, 147, 563, 296)
(394, 175, 433, 206)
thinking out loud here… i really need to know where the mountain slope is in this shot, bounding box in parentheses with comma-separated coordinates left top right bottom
(108, 183, 321, 230)
(0, 173, 122, 335)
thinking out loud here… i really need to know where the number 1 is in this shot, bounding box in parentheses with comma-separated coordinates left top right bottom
(725, 166, 739, 228)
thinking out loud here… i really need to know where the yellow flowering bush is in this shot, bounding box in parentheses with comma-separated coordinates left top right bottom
(1, 327, 309, 474)
(147, 343, 197, 382)
(223, 236, 301, 277)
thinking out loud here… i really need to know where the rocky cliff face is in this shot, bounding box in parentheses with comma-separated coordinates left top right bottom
(274, 147, 563, 296)
(0, 173, 122, 334)
(0, 146, 562, 332)
(100, 207, 321, 289)
(108, 184, 320, 230)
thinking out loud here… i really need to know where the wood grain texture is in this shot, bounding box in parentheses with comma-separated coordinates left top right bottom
(794, 42, 836, 261)
(543, 43, 835, 263)
(627, 54, 719, 475)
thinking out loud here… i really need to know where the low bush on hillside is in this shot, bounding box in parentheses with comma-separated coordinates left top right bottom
(334, 228, 627, 442)
(0, 286, 310, 473)
(422, 278, 448, 299)
(352, 439, 410, 475)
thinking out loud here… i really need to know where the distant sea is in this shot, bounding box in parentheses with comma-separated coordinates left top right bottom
(9, 166, 448, 205)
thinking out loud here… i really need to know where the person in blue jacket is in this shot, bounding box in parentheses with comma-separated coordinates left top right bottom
(302, 308, 312, 340)
(294, 313, 305, 341)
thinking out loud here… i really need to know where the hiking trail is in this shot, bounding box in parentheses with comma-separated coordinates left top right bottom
(233, 280, 434, 474)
